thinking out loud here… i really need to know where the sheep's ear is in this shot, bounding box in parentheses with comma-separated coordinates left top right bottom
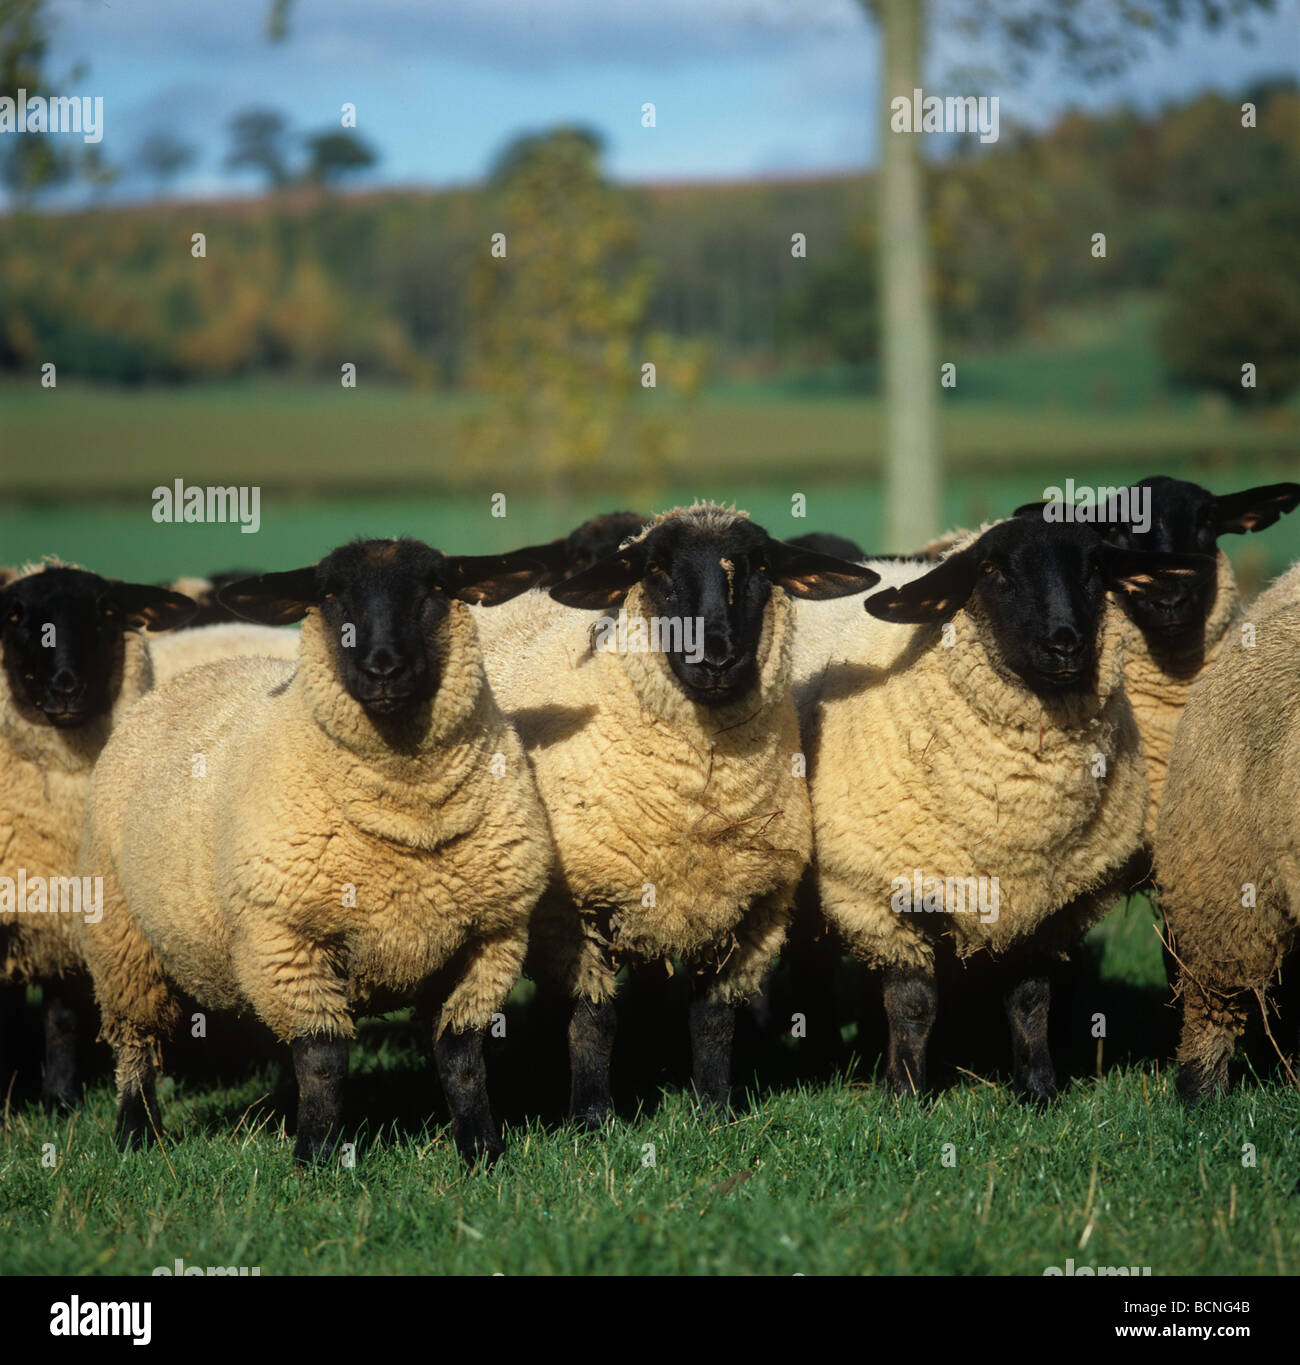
(1214, 483, 1300, 535)
(1099, 544, 1212, 598)
(107, 582, 197, 632)
(549, 544, 647, 609)
(864, 547, 981, 623)
(496, 539, 570, 589)
(765, 541, 880, 599)
(1013, 501, 1047, 520)
(217, 566, 320, 625)
(444, 552, 547, 606)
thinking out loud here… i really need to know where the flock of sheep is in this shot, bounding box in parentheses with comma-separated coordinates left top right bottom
(1, 475, 1298, 1165)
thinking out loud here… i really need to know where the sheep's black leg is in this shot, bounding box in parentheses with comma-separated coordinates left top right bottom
(1003, 972, 1056, 1103)
(689, 991, 735, 1115)
(292, 1034, 348, 1165)
(434, 1025, 502, 1166)
(40, 986, 80, 1113)
(883, 966, 937, 1096)
(568, 995, 616, 1129)
(0, 980, 22, 1108)
(114, 1035, 161, 1152)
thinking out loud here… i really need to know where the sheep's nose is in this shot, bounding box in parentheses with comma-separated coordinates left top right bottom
(703, 650, 738, 675)
(1043, 626, 1083, 661)
(49, 668, 82, 697)
(360, 650, 404, 679)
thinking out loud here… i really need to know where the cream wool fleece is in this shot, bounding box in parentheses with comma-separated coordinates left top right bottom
(1, 596, 155, 982)
(794, 586, 1148, 971)
(1155, 595, 1300, 1074)
(151, 621, 300, 685)
(1118, 550, 1239, 842)
(475, 580, 810, 1005)
(78, 601, 551, 1049)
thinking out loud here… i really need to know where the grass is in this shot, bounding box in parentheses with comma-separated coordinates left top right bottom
(2, 899, 1297, 1276)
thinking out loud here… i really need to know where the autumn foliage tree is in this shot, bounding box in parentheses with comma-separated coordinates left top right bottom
(465, 127, 704, 521)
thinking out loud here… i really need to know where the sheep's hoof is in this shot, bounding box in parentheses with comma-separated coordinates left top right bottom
(456, 1129, 504, 1168)
(292, 1131, 342, 1167)
(695, 1093, 732, 1123)
(1014, 1073, 1057, 1106)
(41, 1083, 81, 1115)
(1175, 1061, 1224, 1106)
(887, 1068, 927, 1099)
(570, 1104, 612, 1133)
(115, 1116, 153, 1153)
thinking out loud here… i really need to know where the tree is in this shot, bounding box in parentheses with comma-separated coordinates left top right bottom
(137, 131, 196, 195)
(861, 0, 1283, 549)
(0, 0, 74, 202)
(224, 107, 292, 190)
(465, 128, 699, 523)
(1160, 193, 1300, 405)
(304, 130, 377, 187)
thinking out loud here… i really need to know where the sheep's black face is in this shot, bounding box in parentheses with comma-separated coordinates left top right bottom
(0, 569, 195, 728)
(549, 512, 882, 707)
(1102, 477, 1300, 651)
(971, 523, 1110, 696)
(315, 541, 449, 717)
(217, 538, 545, 721)
(865, 520, 1211, 701)
(634, 518, 775, 706)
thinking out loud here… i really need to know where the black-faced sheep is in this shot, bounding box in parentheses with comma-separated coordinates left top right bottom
(792, 518, 1207, 1100)
(0, 564, 195, 1108)
(474, 504, 879, 1123)
(77, 538, 551, 1164)
(1018, 477, 1300, 843)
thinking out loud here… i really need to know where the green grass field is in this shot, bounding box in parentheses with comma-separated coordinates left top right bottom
(2, 899, 1298, 1276)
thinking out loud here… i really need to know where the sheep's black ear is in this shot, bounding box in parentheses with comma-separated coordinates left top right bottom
(1013, 501, 1047, 520)
(497, 539, 570, 589)
(549, 544, 647, 610)
(445, 552, 547, 606)
(107, 582, 197, 632)
(1099, 544, 1213, 599)
(217, 566, 320, 625)
(765, 541, 880, 600)
(864, 547, 982, 623)
(1214, 483, 1300, 536)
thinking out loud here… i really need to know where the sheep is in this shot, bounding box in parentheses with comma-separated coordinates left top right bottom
(167, 569, 261, 627)
(150, 620, 299, 686)
(509, 511, 647, 588)
(472, 503, 879, 1123)
(1155, 583, 1300, 1101)
(1018, 478, 1299, 844)
(787, 532, 866, 562)
(76, 538, 552, 1164)
(791, 517, 1209, 1099)
(0, 563, 195, 1109)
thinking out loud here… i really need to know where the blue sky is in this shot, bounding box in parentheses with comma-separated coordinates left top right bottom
(24, 0, 1300, 204)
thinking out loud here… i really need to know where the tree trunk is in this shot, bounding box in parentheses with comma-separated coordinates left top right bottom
(876, 0, 942, 551)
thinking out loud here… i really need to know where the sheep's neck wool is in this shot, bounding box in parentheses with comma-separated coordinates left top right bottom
(293, 604, 502, 841)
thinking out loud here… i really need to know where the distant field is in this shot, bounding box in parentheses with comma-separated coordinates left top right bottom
(2, 378, 1296, 498)
(2, 370, 1299, 585)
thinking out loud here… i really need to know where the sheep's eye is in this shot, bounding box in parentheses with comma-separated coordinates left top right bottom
(981, 561, 998, 575)
(756, 560, 769, 574)
(646, 561, 664, 577)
